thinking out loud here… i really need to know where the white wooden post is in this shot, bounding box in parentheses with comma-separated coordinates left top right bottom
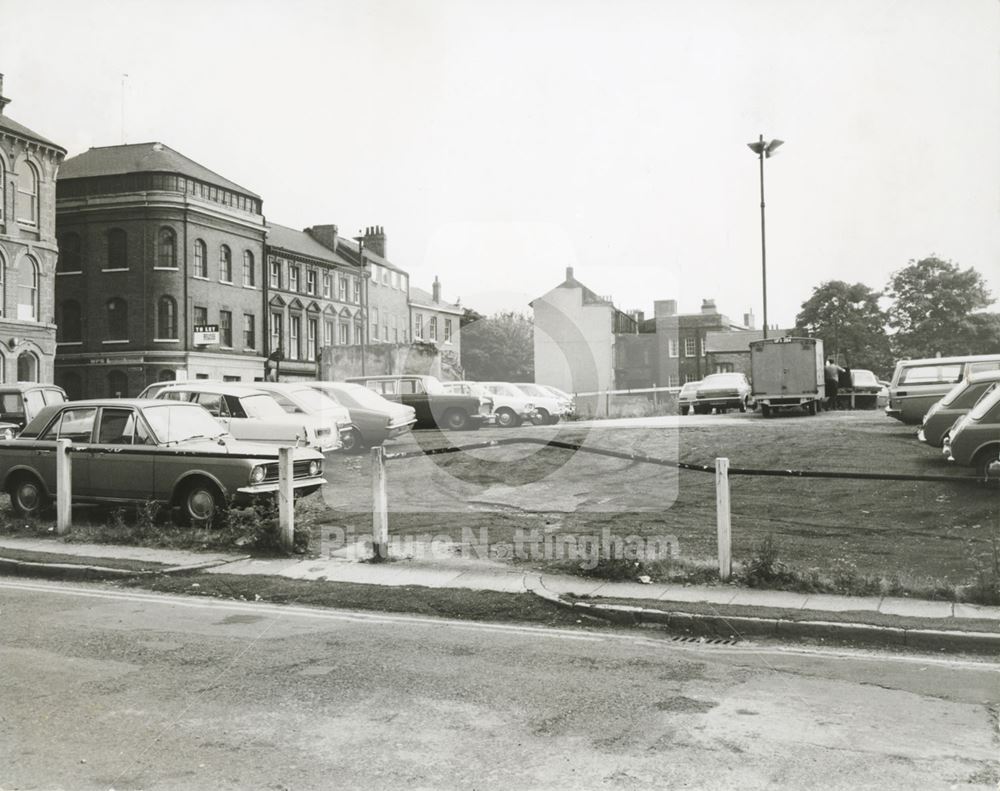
(278, 446, 294, 552)
(56, 439, 72, 535)
(371, 445, 389, 562)
(715, 457, 732, 581)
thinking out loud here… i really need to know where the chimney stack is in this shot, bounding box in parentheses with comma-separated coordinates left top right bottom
(362, 225, 386, 258)
(701, 298, 717, 314)
(432, 276, 441, 303)
(305, 224, 339, 252)
(654, 299, 677, 318)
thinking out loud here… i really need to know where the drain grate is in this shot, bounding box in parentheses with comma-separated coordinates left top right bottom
(666, 635, 740, 647)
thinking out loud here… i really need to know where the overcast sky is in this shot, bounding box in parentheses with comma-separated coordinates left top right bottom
(4, 0, 998, 327)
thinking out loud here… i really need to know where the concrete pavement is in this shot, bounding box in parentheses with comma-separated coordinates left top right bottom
(1, 536, 998, 633)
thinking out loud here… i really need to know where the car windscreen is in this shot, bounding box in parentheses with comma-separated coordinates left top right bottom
(0, 394, 25, 422)
(240, 393, 289, 419)
(700, 375, 743, 387)
(329, 385, 393, 410)
(515, 384, 548, 398)
(851, 370, 879, 388)
(287, 388, 342, 413)
(968, 387, 1000, 421)
(939, 379, 970, 407)
(141, 404, 227, 443)
(422, 378, 445, 395)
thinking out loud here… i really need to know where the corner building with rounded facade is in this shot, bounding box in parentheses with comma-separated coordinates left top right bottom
(55, 142, 266, 398)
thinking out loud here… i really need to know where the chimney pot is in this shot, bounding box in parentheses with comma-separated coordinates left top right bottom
(432, 276, 441, 303)
(566, 266, 574, 281)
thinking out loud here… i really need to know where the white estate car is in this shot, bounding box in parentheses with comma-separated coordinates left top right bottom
(149, 382, 341, 453)
(444, 381, 536, 428)
(510, 383, 569, 425)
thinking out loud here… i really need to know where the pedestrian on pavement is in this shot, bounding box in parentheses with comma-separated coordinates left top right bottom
(825, 358, 844, 409)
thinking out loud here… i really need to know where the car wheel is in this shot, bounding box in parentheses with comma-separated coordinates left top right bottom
(495, 408, 519, 428)
(761, 404, 772, 418)
(175, 479, 226, 526)
(530, 409, 550, 426)
(739, 399, 747, 413)
(340, 427, 364, 453)
(9, 473, 50, 518)
(975, 447, 1000, 487)
(545, 414, 560, 425)
(442, 408, 470, 431)
(807, 401, 818, 416)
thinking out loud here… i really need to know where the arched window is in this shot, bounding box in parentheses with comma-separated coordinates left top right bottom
(17, 352, 39, 382)
(158, 369, 176, 383)
(243, 250, 255, 286)
(15, 159, 38, 225)
(17, 256, 39, 321)
(193, 239, 207, 277)
(59, 300, 82, 342)
(219, 244, 232, 282)
(157, 296, 177, 339)
(107, 228, 128, 269)
(56, 371, 82, 401)
(58, 232, 82, 273)
(107, 370, 128, 398)
(157, 227, 177, 268)
(107, 298, 128, 340)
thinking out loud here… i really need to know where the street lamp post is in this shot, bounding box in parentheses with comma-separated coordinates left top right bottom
(746, 134, 784, 340)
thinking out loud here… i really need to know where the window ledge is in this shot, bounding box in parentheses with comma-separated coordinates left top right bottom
(153, 266, 179, 271)
(220, 279, 234, 285)
(102, 268, 130, 273)
(192, 275, 209, 281)
(102, 339, 130, 344)
(56, 270, 83, 276)
(242, 284, 258, 290)
(152, 338, 179, 343)
(57, 341, 83, 346)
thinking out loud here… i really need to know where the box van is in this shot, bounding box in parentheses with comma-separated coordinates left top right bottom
(886, 354, 1000, 424)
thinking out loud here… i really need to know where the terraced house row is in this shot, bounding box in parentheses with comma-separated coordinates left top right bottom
(50, 141, 461, 399)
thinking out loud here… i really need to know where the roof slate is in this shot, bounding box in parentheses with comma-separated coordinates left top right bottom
(0, 114, 65, 151)
(410, 285, 462, 314)
(58, 142, 259, 197)
(266, 223, 352, 266)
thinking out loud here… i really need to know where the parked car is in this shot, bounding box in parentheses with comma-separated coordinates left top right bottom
(0, 382, 67, 437)
(247, 382, 352, 447)
(692, 373, 753, 414)
(942, 385, 1000, 484)
(677, 380, 701, 415)
(836, 369, 882, 409)
(536, 385, 576, 418)
(509, 383, 569, 425)
(886, 353, 1000, 424)
(306, 381, 416, 451)
(0, 399, 326, 523)
(444, 381, 536, 428)
(346, 374, 494, 431)
(919, 371, 1000, 447)
(876, 380, 891, 410)
(146, 382, 340, 452)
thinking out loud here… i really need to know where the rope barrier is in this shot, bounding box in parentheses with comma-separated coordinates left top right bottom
(383, 436, 984, 484)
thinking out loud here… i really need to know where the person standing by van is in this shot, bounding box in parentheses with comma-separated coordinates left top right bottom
(825, 358, 844, 409)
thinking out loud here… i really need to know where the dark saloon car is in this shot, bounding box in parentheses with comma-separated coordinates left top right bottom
(345, 374, 494, 431)
(307, 382, 417, 451)
(0, 399, 326, 524)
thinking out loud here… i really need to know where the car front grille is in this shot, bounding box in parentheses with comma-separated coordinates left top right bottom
(262, 460, 319, 482)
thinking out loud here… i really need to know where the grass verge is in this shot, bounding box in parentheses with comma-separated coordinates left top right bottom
(120, 572, 596, 628)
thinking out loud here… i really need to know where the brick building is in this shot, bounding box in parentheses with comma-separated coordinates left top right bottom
(409, 276, 462, 366)
(55, 142, 267, 398)
(0, 75, 66, 384)
(704, 328, 791, 378)
(654, 299, 751, 385)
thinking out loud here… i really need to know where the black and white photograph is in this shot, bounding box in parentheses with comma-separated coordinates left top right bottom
(0, 1, 998, 788)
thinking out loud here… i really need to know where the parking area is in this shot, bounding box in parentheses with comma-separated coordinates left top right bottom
(309, 410, 997, 585)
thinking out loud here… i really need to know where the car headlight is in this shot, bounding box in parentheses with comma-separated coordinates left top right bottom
(525, 403, 535, 411)
(0, 428, 13, 440)
(250, 465, 267, 484)
(308, 460, 321, 477)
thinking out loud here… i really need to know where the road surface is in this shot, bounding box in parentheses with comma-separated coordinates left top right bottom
(1, 578, 997, 790)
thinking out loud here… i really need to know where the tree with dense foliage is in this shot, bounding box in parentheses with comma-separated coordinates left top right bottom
(885, 257, 997, 358)
(795, 280, 892, 375)
(460, 311, 534, 382)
